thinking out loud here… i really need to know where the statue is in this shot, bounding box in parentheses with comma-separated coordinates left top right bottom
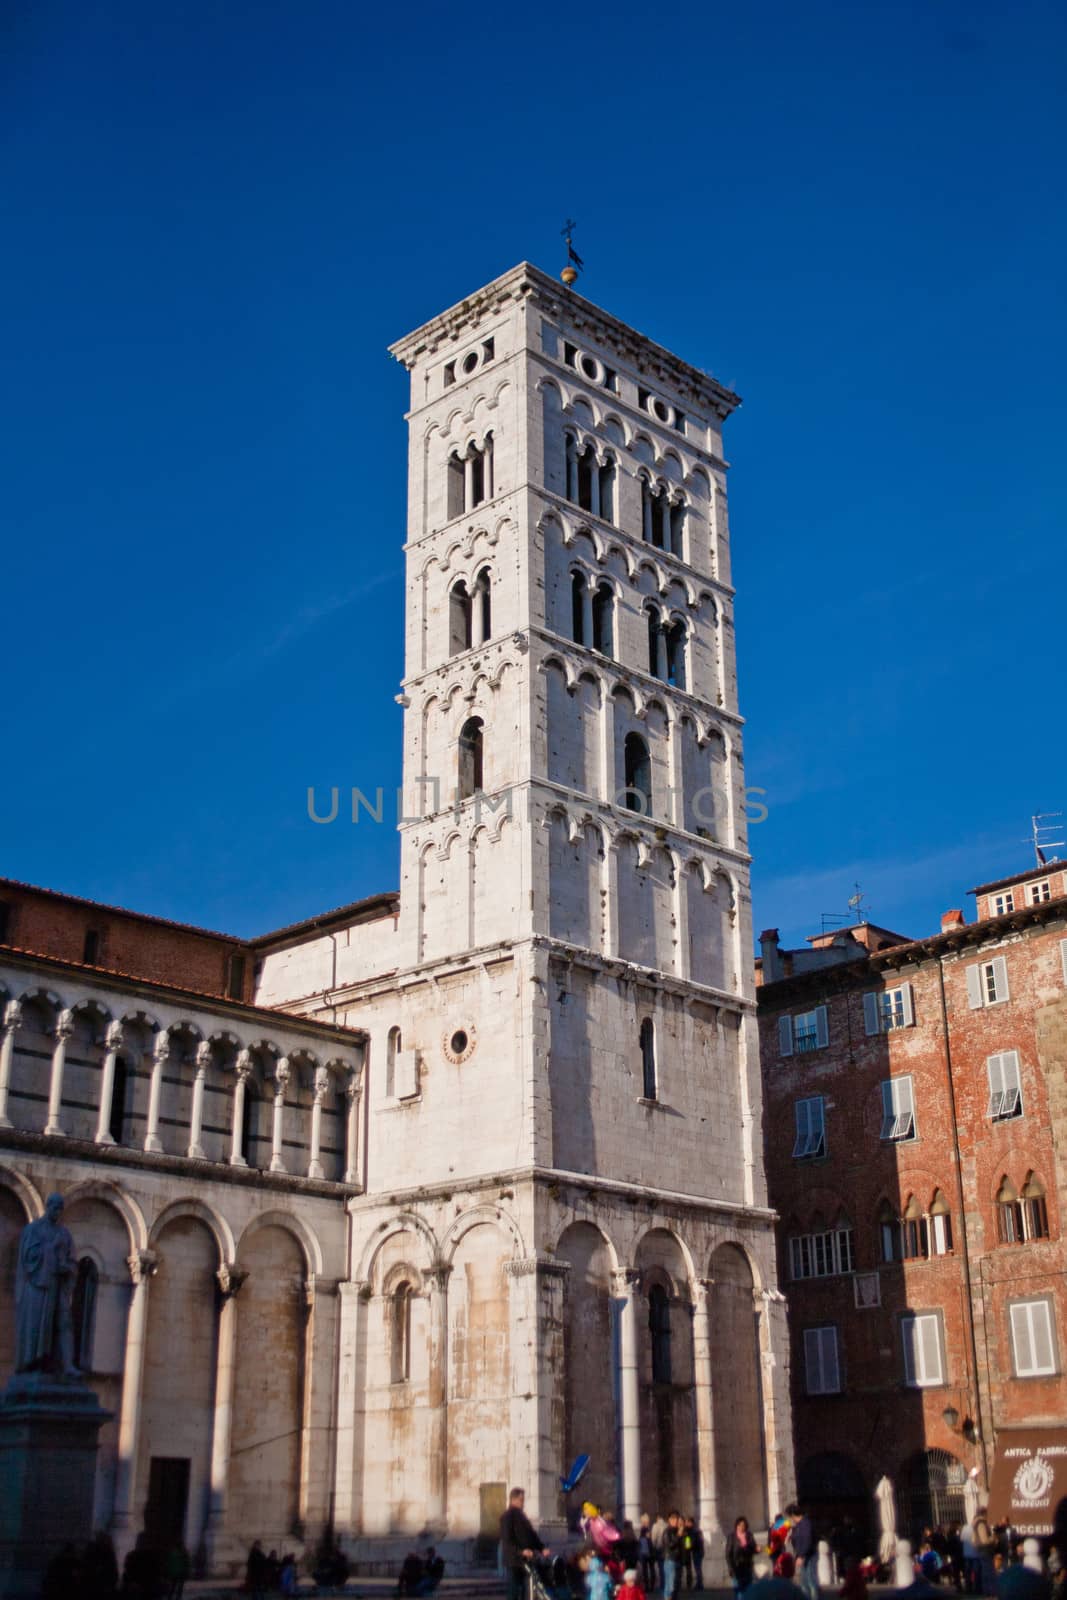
(14, 1193, 80, 1378)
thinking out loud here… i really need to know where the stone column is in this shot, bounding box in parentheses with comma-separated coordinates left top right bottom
(612, 1268, 642, 1523)
(308, 1065, 329, 1179)
(44, 1009, 74, 1137)
(673, 856, 690, 982)
(188, 1041, 211, 1159)
(756, 1287, 793, 1520)
(270, 1057, 290, 1173)
(603, 842, 620, 959)
(426, 1263, 451, 1533)
(692, 1278, 719, 1539)
(343, 1070, 362, 1185)
(655, 622, 668, 681)
(111, 1249, 159, 1552)
(600, 690, 616, 806)
(464, 453, 475, 513)
(333, 1280, 370, 1534)
(143, 1030, 169, 1153)
(506, 1256, 570, 1533)
(229, 1049, 253, 1166)
(0, 999, 24, 1128)
(669, 710, 686, 831)
(205, 1263, 248, 1557)
(471, 582, 485, 648)
(582, 584, 595, 650)
(590, 454, 601, 519)
(299, 1274, 340, 1544)
(94, 1021, 125, 1144)
(642, 482, 653, 543)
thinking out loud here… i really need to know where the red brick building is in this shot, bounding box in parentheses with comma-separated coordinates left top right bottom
(757, 863, 1067, 1542)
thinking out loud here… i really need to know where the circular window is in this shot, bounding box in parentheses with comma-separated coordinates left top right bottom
(462, 350, 480, 375)
(648, 394, 672, 425)
(442, 1024, 477, 1064)
(577, 350, 604, 385)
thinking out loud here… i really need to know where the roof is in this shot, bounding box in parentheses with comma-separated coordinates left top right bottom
(0, 875, 241, 944)
(249, 890, 400, 947)
(969, 863, 1065, 896)
(388, 261, 742, 418)
(0, 942, 366, 1044)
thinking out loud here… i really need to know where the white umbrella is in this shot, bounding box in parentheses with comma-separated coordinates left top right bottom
(964, 1472, 980, 1525)
(875, 1476, 898, 1565)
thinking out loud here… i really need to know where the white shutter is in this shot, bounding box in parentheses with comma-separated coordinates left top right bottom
(792, 1099, 810, 1157)
(902, 1316, 918, 1385)
(804, 1327, 839, 1394)
(803, 1328, 821, 1391)
(863, 993, 881, 1036)
(1011, 1302, 1036, 1375)
(821, 1327, 840, 1392)
(1002, 1050, 1021, 1115)
(992, 956, 1009, 1002)
(900, 982, 914, 1026)
(919, 1314, 943, 1384)
(987, 1053, 1006, 1118)
(811, 1096, 825, 1156)
(779, 1016, 794, 1057)
(1031, 1303, 1055, 1373)
(880, 1080, 896, 1140)
(394, 1049, 419, 1100)
(1060, 939, 1067, 986)
(815, 1005, 829, 1047)
(966, 965, 984, 1009)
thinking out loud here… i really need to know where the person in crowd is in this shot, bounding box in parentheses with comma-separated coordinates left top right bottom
(789, 1505, 818, 1600)
(163, 1542, 189, 1600)
(84, 1531, 120, 1600)
(637, 1516, 657, 1594)
(500, 1485, 549, 1600)
(416, 1547, 445, 1596)
(616, 1522, 640, 1575)
(577, 1547, 613, 1600)
(685, 1518, 705, 1590)
(662, 1511, 685, 1600)
(651, 1515, 668, 1593)
(247, 1542, 269, 1600)
(278, 1554, 298, 1597)
(618, 1569, 648, 1600)
(397, 1551, 424, 1596)
(727, 1516, 757, 1596)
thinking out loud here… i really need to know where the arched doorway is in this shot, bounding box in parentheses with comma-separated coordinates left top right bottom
(797, 1451, 870, 1544)
(898, 1449, 966, 1537)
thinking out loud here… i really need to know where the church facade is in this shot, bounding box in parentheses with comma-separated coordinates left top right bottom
(0, 262, 793, 1570)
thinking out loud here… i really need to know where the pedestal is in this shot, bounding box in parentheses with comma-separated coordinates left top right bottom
(0, 1375, 112, 1600)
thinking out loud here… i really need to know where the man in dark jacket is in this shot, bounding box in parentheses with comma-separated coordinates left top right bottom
(500, 1487, 549, 1600)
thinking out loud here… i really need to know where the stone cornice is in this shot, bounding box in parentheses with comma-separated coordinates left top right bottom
(388, 262, 741, 421)
(541, 938, 755, 1014)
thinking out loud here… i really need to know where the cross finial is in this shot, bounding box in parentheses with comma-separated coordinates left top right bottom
(560, 219, 583, 286)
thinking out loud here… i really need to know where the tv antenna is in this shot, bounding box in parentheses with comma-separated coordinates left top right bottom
(1026, 812, 1064, 867)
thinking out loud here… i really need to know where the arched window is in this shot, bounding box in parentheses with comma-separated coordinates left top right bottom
(641, 479, 668, 549)
(878, 1199, 901, 1263)
(640, 1017, 657, 1100)
(72, 1257, 98, 1372)
(996, 1177, 1023, 1243)
(565, 434, 579, 501)
(447, 452, 465, 519)
(902, 1195, 926, 1260)
(386, 1027, 402, 1099)
(598, 455, 616, 524)
(447, 437, 493, 518)
(665, 620, 686, 689)
(391, 1282, 413, 1384)
(240, 1085, 258, 1168)
(1022, 1174, 1050, 1241)
(928, 1191, 953, 1256)
(577, 445, 594, 512)
(592, 584, 614, 656)
(108, 1055, 130, 1145)
(649, 1284, 672, 1383)
(623, 733, 652, 815)
(571, 572, 586, 644)
(669, 500, 685, 559)
(475, 566, 492, 643)
(458, 716, 484, 800)
(449, 581, 472, 655)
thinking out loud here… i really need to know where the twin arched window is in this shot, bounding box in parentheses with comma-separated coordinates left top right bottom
(997, 1174, 1049, 1244)
(646, 606, 687, 689)
(641, 479, 684, 557)
(447, 435, 494, 519)
(565, 436, 615, 523)
(570, 572, 614, 655)
(449, 568, 492, 655)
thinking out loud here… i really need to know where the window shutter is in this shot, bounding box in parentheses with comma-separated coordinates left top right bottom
(902, 1317, 917, 1385)
(966, 965, 984, 1009)
(992, 956, 1009, 1002)
(1011, 1302, 1035, 1376)
(987, 1053, 1006, 1117)
(792, 1099, 809, 1157)
(863, 993, 880, 1036)
(1031, 1303, 1055, 1374)
(821, 1327, 840, 1392)
(1060, 939, 1067, 986)
(900, 983, 914, 1026)
(920, 1315, 943, 1384)
(395, 1049, 419, 1100)
(811, 1096, 825, 1155)
(779, 1016, 794, 1057)
(804, 1328, 821, 1392)
(815, 1005, 829, 1048)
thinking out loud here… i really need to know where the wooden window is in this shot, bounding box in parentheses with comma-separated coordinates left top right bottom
(987, 1050, 1023, 1120)
(792, 1096, 826, 1160)
(880, 1076, 916, 1141)
(1010, 1299, 1057, 1377)
(804, 1326, 841, 1394)
(902, 1312, 944, 1387)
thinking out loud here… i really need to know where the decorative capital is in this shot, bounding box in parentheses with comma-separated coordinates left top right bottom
(345, 1070, 361, 1103)
(275, 1057, 291, 1092)
(611, 1266, 641, 1295)
(128, 1248, 159, 1285)
(104, 1020, 124, 1052)
(55, 1009, 75, 1042)
(195, 1041, 213, 1073)
(506, 1254, 571, 1280)
(216, 1264, 249, 1299)
(313, 1065, 330, 1104)
(425, 1262, 453, 1292)
(152, 1028, 170, 1065)
(3, 999, 23, 1033)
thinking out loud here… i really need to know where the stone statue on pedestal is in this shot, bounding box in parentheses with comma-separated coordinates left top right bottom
(14, 1194, 80, 1379)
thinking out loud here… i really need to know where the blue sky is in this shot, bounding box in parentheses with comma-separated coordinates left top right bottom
(3, 0, 1064, 950)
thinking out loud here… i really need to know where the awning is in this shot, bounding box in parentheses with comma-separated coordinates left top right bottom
(987, 1428, 1067, 1536)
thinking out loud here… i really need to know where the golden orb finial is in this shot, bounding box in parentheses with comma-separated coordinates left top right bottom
(560, 218, 583, 288)
(561, 265, 578, 286)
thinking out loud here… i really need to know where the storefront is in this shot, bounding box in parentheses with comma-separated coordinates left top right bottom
(987, 1429, 1067, 1538)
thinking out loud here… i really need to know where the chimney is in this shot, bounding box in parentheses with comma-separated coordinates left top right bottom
(759, 928, 782, 984)
(941, 909, 965, 932)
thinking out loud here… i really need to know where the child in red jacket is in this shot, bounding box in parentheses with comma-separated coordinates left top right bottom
(616, 1569, 647, 1600)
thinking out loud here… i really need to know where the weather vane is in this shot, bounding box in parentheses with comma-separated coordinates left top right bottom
(561, 219, 584, 286)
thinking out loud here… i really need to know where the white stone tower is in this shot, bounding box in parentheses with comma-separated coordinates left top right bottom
(324, 263, 792, 1553)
